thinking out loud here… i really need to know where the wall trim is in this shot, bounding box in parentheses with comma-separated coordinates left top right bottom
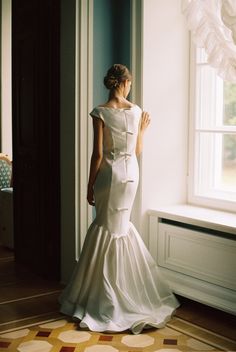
(131, 0, 143, 107)
(148, 210, 236, 315)
(162, 267, 236, 315)
(130, 0, 143, 232)
(1, 0, 12, 158)
(75, 0, 93, 259)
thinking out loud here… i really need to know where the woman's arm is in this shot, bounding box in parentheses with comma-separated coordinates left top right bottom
(136, 111, 151, 156)
(87, 118, 103, 205)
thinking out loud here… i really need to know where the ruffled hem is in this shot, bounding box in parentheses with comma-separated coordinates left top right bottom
(60, 301, 178, 335)
(60, 296, 179, 335)
(59, 221, 180, 334)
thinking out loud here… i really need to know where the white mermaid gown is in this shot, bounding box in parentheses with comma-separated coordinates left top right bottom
(59, 105, 180, 334)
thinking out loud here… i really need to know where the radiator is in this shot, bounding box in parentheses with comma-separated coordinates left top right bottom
(148, 206, 236, 315)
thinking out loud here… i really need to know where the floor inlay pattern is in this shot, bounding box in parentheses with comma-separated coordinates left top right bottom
(0, 317, 235, 352)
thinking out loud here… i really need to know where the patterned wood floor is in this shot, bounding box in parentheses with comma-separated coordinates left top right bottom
(1, 317, 236, 352)
(0, 244, 235, 348)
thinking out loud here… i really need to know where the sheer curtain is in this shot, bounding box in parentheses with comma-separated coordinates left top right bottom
(182, 0, 236, 82)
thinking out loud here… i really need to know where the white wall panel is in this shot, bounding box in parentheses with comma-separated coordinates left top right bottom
(148, 208, 236, 314)
(158, 223, 236, 290)
(141, 0, 189, 244)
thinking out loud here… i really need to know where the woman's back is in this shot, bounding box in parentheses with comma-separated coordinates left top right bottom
(91, 105, 141, 157)
(90, 105, 142, 235)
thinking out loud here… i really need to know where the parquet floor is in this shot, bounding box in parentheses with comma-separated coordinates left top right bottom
(0, 244, 235, 346)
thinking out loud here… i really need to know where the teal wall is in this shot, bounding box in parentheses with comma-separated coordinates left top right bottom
(93, 0, 131, 106)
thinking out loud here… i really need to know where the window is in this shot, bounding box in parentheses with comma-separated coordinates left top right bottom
(189, 45, 236, 212)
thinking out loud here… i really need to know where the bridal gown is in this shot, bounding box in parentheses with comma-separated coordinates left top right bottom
(59, 105, 180, 334)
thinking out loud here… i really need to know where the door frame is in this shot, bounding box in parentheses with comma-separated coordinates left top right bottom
(60, 0, 93, 283)
(75, 0, 93, 256)
(60, 0, 143, 283)
(130, 0, 143, 232)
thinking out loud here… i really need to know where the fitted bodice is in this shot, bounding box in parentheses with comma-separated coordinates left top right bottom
(90, 105, 142, 235)
(90, 105, 142, 160)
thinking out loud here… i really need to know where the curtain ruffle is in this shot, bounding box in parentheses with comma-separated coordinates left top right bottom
(182, 0, 236, 82)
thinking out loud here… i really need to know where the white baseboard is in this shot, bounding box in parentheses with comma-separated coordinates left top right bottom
(160, 267, 236, 315)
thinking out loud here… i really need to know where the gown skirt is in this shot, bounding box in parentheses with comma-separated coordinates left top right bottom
(59, 105, 180, 335)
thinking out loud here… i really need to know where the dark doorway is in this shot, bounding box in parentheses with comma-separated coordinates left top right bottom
(12, 0, 60, 279)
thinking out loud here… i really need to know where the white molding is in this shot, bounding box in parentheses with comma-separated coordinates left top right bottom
(158, 223, 236, 290)
(196, 127, 236, 133)
(187, 38, 197, 210)
(148, 205, 236, 235)
(161, 267, 236, 315)
(75, 0, 93, 259)
(148, 210, 236, 315)
(188, 40, 236, 212)
(130, 0, 143, 232)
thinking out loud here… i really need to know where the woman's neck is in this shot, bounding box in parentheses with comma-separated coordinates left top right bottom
(98, 90, 132, 109)
(108, 90, 125, 101)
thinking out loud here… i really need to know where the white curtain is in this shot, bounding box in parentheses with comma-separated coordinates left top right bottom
(182, 0, 236, 82)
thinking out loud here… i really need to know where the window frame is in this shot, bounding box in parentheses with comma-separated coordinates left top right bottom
(188, 40, 236, 213)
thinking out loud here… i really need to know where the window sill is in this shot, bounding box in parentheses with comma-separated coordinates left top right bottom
(148, 204, 236, 236)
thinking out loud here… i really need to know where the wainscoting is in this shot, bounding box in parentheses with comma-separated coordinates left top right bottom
(148, 205, 236, 315)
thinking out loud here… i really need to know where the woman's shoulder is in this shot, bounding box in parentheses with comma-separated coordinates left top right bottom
(90, 103, 142, 122)
(89, 107, 105, 122)
(96, 102, 141, 110)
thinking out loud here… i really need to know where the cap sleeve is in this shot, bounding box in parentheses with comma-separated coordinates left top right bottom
(135, 105, 143, 123)
(89, 107, 104, 122)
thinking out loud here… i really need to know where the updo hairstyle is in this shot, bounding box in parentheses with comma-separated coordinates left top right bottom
(104, 64, 132, 90)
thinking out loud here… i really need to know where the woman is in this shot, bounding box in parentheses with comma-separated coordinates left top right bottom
(59, 64, 179, 335)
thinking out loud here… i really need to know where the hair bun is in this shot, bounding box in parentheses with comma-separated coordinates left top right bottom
(104, 64, 131, 90)
(104, 75, 119, 90)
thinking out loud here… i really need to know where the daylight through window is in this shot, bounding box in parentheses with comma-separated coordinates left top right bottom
(189, 47, 236, 211)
